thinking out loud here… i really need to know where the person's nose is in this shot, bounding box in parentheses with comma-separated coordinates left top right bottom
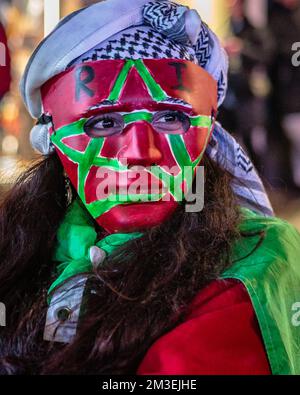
(117, 121, 162, 167)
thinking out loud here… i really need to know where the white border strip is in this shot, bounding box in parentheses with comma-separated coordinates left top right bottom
(44, 0, 60, 36)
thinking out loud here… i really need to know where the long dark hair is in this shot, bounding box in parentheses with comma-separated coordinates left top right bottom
(0, 152, 241, 374)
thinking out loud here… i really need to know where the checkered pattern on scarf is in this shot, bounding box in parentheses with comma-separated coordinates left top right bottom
(143, 2, 212, 66)
(207, 123, 274, 217)
(143, 0, 187, 42)
(69, 26, 196, 66)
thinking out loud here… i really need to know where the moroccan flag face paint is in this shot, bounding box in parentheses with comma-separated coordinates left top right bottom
(41, 59, 217, 233)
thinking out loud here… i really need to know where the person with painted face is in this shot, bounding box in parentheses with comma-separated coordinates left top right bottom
(0, 0, 299, 375)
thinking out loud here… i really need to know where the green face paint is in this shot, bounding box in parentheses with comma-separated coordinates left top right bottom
(44, 59, 217, 232)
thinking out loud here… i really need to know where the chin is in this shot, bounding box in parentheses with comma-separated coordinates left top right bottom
(96, 200, 179, 234)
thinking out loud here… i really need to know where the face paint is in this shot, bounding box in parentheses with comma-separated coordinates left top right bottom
(42, 59, 217, 233)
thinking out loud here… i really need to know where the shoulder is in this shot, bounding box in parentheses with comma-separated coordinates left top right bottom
(233, 209, 300, 265)
(239, 208, 299, 236)
(137, 279, 271, 375)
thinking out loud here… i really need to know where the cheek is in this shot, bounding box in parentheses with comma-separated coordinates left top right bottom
(156, 135, 181, 175)
(62, 134, 91, 152)
(56, 149, 79, 189)
(54, 133, 91, 193)
(183, 126, 210, 162)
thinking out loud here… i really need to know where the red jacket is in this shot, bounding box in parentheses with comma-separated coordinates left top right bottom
(138, 279, 271, 375)
(0, 22, 11, 99)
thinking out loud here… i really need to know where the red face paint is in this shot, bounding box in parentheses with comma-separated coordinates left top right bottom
(42, 59, 217, 233)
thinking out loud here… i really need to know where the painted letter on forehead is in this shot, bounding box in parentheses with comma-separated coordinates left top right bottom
(41, 59, 217, 129)
(75, 65, 95, 101)
(168, 62, 191, 92)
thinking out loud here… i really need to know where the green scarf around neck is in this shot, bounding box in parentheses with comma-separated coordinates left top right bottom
(48, 199, 142, 300)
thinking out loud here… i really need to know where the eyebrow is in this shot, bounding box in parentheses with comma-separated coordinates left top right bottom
(158, 97, 192, 108)
(88, 100, 117, 111)
(88, 97, 192, 112)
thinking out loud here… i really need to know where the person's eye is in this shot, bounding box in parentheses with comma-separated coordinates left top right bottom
(84, 113, 124, 137)
(152, 111, 190, 134)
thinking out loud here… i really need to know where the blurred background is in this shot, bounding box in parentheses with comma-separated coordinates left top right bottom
(0, 0, 299, 228)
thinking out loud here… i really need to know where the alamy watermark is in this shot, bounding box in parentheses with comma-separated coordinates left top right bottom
(95, 163, 205, 213)
(0, 302, 6, 326)
(292, 42, 300, 67)
(291, 302, 300, 327)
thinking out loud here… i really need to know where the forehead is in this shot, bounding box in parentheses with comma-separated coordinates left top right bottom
(41, 59, 217, 129)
